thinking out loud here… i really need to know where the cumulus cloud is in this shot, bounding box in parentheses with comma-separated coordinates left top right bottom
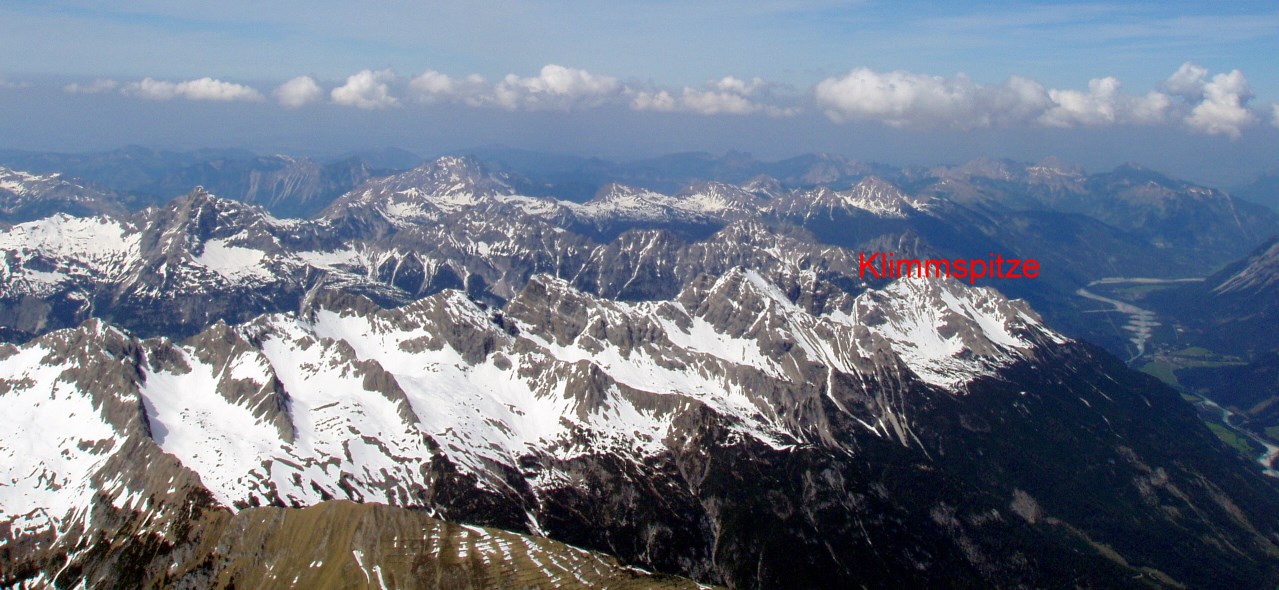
(1158, 62, 1258, 138)
(273, 76, 323, 108)
(324, 65, 799, 117)
(1273, 104, 1279, 129)
(492, 65, 620, 111)
(1040, 77, 1171, 127)
(407, 66, 621, 110)
(712, 76, 766, 96)
(634, 87, 760, 115)
(815, 68, 1054, 128)
(64, 79, 119, 94)
(1184, 70, 1256, 139)
(632, 76, 797, 117)
(69, 62, 1269, 137)
(1163, 62, 1209, 101)
(407, 70, 489, 106)
(122, 77, 263, 102)
(815, 64, 1266, 137)
(331, 69, 399, 109)
(631, 90, 678, 112)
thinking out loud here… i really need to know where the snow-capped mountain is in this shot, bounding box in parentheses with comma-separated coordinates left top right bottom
(777, 177, 932, 220)
(6, 153, 1279, 588)
(0, 148, 394, 219)
(1, 170, 888, 341)
(5, 269, 1279, 588)
(0, 271, 1046, 523)
(325, 157, 937, 229)
(0, 166, 127, 223)
(4, 154, 1276, 360)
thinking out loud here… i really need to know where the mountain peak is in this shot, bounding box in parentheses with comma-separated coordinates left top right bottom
(847, 277, 1063, 388)
(324, 155, 517, 221)
(0, 166, 63, 195)
(674, 181, 768, 214)
(788, 175, 920, 218)
(936, 157, 1027, 182)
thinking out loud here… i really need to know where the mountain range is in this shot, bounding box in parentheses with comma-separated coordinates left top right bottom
(3, 154, 1276, 354)
(4, 150, 1279, 588)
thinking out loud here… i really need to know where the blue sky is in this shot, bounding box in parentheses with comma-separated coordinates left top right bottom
(1, 1, 1277, 184)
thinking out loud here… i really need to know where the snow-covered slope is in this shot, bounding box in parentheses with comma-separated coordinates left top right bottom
(1213, 237, 1279, 296)
(779, 177, 932, 220)
(321, 157, 930, 230)
(0, 166, 127, 222)
(0, 214, 140, 296)
(844, 276, 1065, 387)
(0, 270, 1062, 533)
(9, 263, 1279, 590)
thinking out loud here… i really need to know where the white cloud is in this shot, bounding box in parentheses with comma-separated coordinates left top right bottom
(408, 70, 489, 106)
(814, 65, 1272, 135)
(1163, 62, 1208, 100)
(331, 69, 398, 109)
(273, 76, 323, 108)
(257, 64, 798, 118)
(632, 76, 797, 117)
(410, 70, 454, 96)
(815, 68, 1049, 128)
(122, 77, 263, 102)
(1040, 77, 1171, 127)
(492, 65, 620, 111)
(176, 77, 264, 102)
(1184, 69, 1255, 139)
(0, 78, 32, 89)
(123, 78, 180, 100)
(1158, 63, 1258, 138)
(712, 76, 766, 96)
(1272, 103, 1279, 129)
(632, 90, 678, 112)
(676, 88, 760, 115)
(408, 66, 617, 110)
(64, 79, 119, 94)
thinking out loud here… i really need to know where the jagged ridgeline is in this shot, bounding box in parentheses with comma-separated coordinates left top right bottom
(3, 155, 1277, 351)
(3, 156, 1279, 588)
(3, 272, 1279, 588)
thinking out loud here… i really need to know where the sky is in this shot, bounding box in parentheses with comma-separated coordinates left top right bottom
(2, 1, 1278, 185)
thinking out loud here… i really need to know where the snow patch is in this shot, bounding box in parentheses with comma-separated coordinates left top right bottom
(195, 239, 274, 282)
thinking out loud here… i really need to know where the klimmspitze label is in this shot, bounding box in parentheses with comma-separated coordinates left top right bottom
(859, 252, 1040, 284)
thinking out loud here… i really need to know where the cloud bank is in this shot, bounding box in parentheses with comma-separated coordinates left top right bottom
(52, 63, 1275, 139)
(493, 65, 621, 111)
(815, 62, 1263, 138)
(407, 65, 621, 111)
(121, 77, 264, 102)
(632, 76, 798, 116)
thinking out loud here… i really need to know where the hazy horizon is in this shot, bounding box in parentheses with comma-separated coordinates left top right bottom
(3, 1, 1278, 186)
